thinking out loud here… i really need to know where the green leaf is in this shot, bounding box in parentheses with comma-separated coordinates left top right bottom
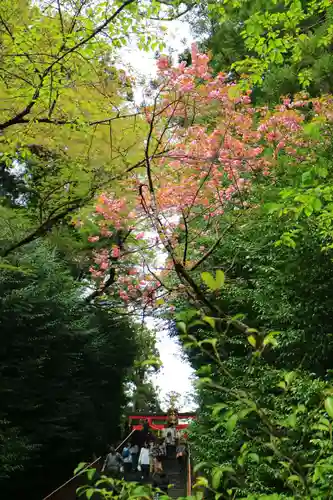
(74, 462, 87, 475)
(247, 453, 259, 463)
(312, 423, 329, 432)
(287, 413, 297, 428)
(85, 489, 96, 500)
(313, 197, 322, 212)
(303, 122, 321, 140)
(238, 407, 254, 419)
(176, 309, 199, 323)
(200, 338, 218, 349)
(212, 466, 234, 489)
(215, 270, 225, 288)
(284, 371, 296, 385)
(201, 272, 217, 291)
(301, 170, 313, 185)
(188, 319, 205, 329)
(263, 331, 281, 347)
(325, 396, 333, 418)
(86, 468, 96, 481)
(194, 476, 209, 488)
(177, 322, 187, 334)
(131, 485, 151, 497)
(211, 467, 223, 489)
(287, 475, 302, 483)
(193, 462, 209, 473)
(202, 316, 216, 329)
(247, 335, 256, 348)
(264, 202, 282, 214)
(211, 403, 228, 417)
(196, 377, 212, 387)
(231, 313, 246, 321)
(304, 205, 313, 217)
(228, 85, 241, 100)
(226, 414, 238, 434)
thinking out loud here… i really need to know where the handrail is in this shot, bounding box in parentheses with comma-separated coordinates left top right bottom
(42, 429, 135, 500)
(186, 444, 192, 497)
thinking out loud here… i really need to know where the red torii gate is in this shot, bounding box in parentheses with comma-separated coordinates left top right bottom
(128, 412, 196, 433)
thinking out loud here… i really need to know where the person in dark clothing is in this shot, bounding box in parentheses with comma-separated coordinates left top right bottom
(165, 431, 175, 459)
(102, 446, 123, 478)
(130, 443, 139, 472)
(176, 440, 186, 473)
(122, 441, 132, 478)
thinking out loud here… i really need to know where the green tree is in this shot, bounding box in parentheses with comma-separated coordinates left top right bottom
(128, 327, 162, 412)
(0, 242, 138, 497)
(190, 0, 333, 103)
(0, 0, 192, 257)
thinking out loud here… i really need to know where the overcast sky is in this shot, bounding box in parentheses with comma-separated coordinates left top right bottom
(120, 18, 197, 412)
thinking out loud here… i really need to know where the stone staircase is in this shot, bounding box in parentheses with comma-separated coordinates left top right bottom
(162, 446, 186, 499)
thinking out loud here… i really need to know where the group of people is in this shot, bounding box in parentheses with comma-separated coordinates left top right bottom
(101, 431, 187, 493)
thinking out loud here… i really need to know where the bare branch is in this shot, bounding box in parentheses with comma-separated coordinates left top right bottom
(1, 195, 91, 257)
(3, 111, 142, 128)
(182, 209, 189, 266)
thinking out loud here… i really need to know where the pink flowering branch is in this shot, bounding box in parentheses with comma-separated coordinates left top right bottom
(85, 45, 333, 316)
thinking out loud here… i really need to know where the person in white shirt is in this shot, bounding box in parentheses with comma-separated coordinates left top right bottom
(138, 442, 150, 480)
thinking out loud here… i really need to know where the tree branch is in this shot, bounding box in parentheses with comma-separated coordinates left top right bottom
(0, 185, 97, 257)
(3, 111, 142, 128)
(0, 0, 136, 131)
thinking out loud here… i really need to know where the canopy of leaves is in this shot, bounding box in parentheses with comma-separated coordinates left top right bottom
(190, 0, 333, 103)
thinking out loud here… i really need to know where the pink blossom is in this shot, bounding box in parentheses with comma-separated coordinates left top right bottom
(88, 236, 100, 242)
(119, 290, 129, 301)
(157, 56, 169, 71)
(111, 246, 120, 258)
(136, 232, 145, 240)
(276, 140, 286, 151)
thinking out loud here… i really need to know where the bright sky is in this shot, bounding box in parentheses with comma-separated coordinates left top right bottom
(120, 18, 193, 97)
(120, 18, 197, 412)
(146, 317, 196, 412)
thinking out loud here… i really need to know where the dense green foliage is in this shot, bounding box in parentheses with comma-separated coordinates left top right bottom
(0, 241, 139, 497)
(190, 0, 333, 102)
(170, 136, 333, 498)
